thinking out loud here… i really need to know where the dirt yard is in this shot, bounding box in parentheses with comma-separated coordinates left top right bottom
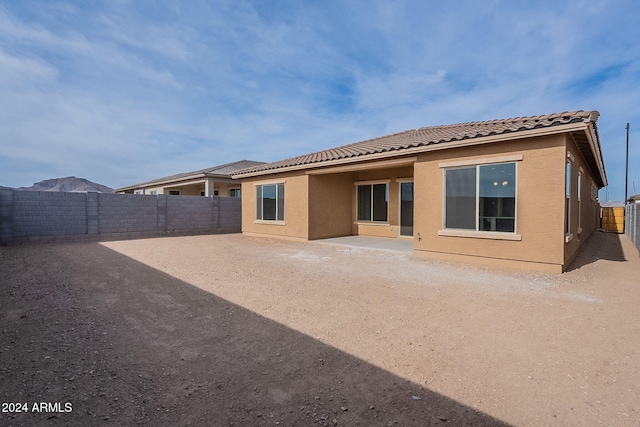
(1, 232, 639, 426)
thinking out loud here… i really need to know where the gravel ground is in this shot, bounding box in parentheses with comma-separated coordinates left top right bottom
(1, 231, 639, 426)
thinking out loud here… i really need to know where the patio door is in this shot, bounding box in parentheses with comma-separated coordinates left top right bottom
(399, 182, 414, 237)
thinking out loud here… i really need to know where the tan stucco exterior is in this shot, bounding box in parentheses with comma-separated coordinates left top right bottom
(242, 171, 310, 240)
(308, 173, 353, 240)
(239, 132, 603, 273)
(563, 136, 601, 266)
(413, 135, 570, 272)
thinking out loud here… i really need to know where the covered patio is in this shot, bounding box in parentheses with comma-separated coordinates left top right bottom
(315, 235, 414, 253)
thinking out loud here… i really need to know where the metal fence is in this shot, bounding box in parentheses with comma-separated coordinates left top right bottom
(626, 203, 640, 256)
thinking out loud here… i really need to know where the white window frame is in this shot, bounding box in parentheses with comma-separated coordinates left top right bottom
(577, 169, 583, 234)
(565, 152, 574, 243)
(169, 190, 181, 196)
(354, 180, 390, 224)
(438, 158, 521, 241)
(255, 182, 285, 224)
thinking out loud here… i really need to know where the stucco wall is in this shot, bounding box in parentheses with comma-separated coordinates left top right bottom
(563, 135, 601, 266)
(216, 182, 242, 197)
(241, 171, 309, 240)
(308, 173, 354, 240)
(413, 135, 568, 271)
(240, 165, 415, 240)
(174, 185, 203, 196)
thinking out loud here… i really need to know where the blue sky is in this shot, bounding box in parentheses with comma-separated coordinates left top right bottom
(0, 1, 639, 201)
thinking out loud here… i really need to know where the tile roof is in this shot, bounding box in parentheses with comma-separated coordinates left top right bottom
(233, 110, 601, 177)
(118, 160, 265, 191)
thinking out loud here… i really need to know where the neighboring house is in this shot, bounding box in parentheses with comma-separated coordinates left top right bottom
(116, 160, 264, 197)
(232, 111, 607, 273)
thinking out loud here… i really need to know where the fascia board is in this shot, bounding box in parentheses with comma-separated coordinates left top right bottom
(584, 122, 608, 187)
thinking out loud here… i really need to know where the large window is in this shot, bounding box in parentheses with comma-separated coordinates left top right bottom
(357, 183, 388, 222)
(445, 168, 476, 229)
(445, 162, 516, 232)
(256, 183, 284, 221)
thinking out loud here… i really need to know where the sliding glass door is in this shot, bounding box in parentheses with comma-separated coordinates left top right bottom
(400, 182, 414, 237)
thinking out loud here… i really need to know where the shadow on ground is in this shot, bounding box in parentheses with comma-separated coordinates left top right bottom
(565, 231, 627, 272)
(1, 243, 510, 426)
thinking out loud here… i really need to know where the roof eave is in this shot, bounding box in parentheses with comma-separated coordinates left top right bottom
(232, 121, 591, 179)
(119, 173, 208, 191)
(583, 121, 608, 188)
(116, 171, 240, 192)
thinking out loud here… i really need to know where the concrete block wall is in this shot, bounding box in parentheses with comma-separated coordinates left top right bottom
(0, 189, 14, 244)
(167, 196, 215, 232)
(98, 193, 159, 234)
(0, 190, 242, 245)
(218, 196, 242, 231)
(10, 191, 87, 241)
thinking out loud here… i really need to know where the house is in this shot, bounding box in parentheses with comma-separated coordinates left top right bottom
(116, 160, 264, 197)
(232, 111, 607, 273)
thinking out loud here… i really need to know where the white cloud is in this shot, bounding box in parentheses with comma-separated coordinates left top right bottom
(0, 1, 638, 198)
(0, 49, 57, 84)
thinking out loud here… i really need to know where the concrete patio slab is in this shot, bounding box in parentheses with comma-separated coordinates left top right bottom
(314, 235, 414, 253)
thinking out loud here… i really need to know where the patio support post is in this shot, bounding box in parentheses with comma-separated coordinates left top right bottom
(205, 178, 216, 197)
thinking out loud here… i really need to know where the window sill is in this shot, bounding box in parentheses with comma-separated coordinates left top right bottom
(438, 229, 522, 241)
(254, 220, 286, 226)
(565, 233, 574, 243)
(355, 221, 391, 226)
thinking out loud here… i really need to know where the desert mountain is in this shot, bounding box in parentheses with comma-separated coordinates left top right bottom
(15, 177, 114, 193)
